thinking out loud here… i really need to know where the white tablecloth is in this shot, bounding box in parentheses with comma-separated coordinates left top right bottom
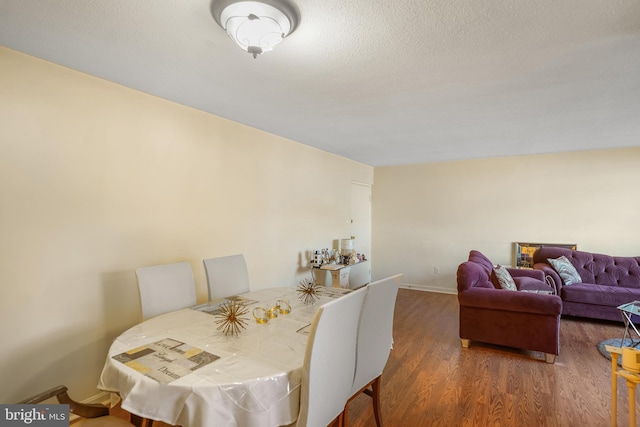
(98, 287, 349, 427)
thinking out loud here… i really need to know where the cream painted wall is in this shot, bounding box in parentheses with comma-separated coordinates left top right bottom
(372, 148, 640, 293)
(0, 47, 373, 402)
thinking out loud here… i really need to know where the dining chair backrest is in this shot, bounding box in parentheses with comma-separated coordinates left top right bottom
(203, 254, 250, 300)
(296, 287, 367, 427)
(351, 274, 401, 395)
(136, 261, 197, 320)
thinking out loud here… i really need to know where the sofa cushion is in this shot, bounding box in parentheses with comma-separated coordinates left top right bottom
(561, 283, 640, 307)
(516, 276, 554, 292)
(548, 256, 582, 286)
(493, 265, 517, 291)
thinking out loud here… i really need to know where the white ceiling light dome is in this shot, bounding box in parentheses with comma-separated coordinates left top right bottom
(211, 0, 300, 58)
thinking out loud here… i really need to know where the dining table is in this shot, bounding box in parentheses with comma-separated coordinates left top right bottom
(98, 286, 351, 427)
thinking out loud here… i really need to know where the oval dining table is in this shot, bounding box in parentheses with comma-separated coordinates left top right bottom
(98, 286, 351, 427)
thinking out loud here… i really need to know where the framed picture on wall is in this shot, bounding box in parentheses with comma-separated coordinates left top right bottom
(513, 242, 577, 268)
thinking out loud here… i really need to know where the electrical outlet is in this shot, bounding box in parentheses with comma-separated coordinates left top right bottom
(434, 266, 440, 274)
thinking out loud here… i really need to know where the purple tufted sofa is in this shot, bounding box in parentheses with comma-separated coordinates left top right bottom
(457, 250, 563, 363)
(533, 247, 640, 322)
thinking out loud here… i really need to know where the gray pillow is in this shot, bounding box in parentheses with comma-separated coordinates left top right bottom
(548, 255, 582, 286)
(493, 265, 517, 291)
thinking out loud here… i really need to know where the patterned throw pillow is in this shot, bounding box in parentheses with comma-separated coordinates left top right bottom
(493, 265, 517, 291)
(548, 255, 582, 286)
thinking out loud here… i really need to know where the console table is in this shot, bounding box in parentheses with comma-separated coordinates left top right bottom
(313, 260, 370, 288)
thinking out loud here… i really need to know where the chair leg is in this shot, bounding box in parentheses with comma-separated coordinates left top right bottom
(130, 414, 143, 427)
(345, 377, 384, 427)
(343, 399, 350, 427)
(370, 376, 383, 427)
(130, 415, 154, 427)
(359, 377, 383, 427)
(330, 412, 344, 427)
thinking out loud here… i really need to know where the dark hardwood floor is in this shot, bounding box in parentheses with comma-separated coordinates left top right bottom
(112, 289, 630, 426)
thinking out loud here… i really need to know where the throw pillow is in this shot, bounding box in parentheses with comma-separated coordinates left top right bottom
(548, 255, 582, 286)
(493, 265, 517, 291)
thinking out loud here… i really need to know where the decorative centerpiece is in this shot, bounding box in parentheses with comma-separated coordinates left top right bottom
(214, 301, 249, 336)
(297, 276, 321, 305)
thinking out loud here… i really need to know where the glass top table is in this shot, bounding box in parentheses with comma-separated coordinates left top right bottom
(617, 301, 640, 347)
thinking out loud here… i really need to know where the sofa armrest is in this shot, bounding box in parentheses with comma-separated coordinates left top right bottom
(458, 288, 562, 316)
(507, 268, 545, 281)
(534, 263, 562, 294)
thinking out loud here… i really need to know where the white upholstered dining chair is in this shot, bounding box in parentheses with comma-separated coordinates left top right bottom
(203, 254, 250, 300)
(296, 287, 367, 427)
(135, 261, 197, 320)
(344, 274, 402, 427)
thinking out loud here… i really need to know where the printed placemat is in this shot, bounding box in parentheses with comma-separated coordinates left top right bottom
(192, 296, 259, 315)
(113, 338, 220, 383)
(318, 287, 352, 298)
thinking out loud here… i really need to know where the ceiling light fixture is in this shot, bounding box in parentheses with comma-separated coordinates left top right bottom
(211, 0, 300, 59)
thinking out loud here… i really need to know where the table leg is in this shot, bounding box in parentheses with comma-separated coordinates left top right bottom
(329, 268, 351, 288)
(330, 270, 340, 288)
(612, 354, 619, 427)
(622, 313, 631, 343)
(626, 379, 637, 427)
(620, 312, 640, 346)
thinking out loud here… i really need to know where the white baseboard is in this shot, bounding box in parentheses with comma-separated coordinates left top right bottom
(83, 391, 112, 406)
(399, 283, 457, 295)
(60, 391, 115, 423)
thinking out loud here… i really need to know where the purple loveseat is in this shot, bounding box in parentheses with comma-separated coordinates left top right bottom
(457, 250, 563, 363)
(533, 247, 640, 322)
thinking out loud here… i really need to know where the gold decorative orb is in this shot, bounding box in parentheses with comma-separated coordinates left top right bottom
(214, 301, 249, 336)
(297, 277, 321, 305)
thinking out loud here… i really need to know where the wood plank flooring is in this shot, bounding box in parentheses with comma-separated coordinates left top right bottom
(112, 289, 631, 426)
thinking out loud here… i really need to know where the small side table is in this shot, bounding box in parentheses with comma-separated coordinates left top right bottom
(617, 301, 640, 347)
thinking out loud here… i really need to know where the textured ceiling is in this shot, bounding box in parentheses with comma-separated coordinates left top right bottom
(1, 0, 639, 166)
